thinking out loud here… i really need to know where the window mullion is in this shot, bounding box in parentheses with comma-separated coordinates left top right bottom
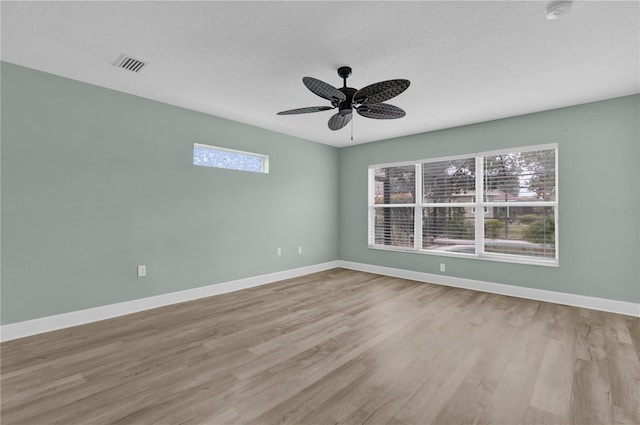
(367, 168, 376, 245)
(554, 148, 559, 262)
(414, 163, 422, 250)
(475, 156, 484, 255)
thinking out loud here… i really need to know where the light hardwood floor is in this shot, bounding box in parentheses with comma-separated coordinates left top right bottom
(2, 268, 639, 424)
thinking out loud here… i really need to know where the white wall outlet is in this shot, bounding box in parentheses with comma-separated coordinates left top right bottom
(137, 265, 147, 277)
(277, 247, 282, 256)
(440, 263, 446, 273)
(298, 246, 303, 255)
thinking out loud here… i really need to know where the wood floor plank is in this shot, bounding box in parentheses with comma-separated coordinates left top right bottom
(523, 405, 566, 425)
(2, 268, 638, 425)
(613, 405, 640, 425)
(575, 315, 607, 363)
(569, 358, 614, 425)
(605, 341, 640, 416)
(529, 337, 575, 419)
(478, 328, 548, 424)
(390, 340, 486, 424)
(245, 359, 370, 425)
(431, 371, 498, 425)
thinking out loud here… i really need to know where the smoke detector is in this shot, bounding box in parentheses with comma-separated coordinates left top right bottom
(545, 1, 572, 20)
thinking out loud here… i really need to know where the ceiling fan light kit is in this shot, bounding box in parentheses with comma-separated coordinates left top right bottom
(278, 66, 410, 131)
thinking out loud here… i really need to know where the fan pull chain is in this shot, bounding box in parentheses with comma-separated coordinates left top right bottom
(351, 117, 354, 142)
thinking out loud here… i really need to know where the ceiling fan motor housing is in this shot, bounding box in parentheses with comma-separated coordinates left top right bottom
(338, 87, 357, 115)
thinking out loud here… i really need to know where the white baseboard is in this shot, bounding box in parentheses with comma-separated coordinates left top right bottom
(3, 260, 637, 342)
(338, 261, 640, 318)
(0, 261, 340, 342)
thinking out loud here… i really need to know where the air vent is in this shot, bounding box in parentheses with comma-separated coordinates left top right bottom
(115, 55, 148, 73)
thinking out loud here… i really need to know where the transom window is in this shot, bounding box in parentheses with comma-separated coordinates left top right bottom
(193, 143, 269, 174)
(368, 145, 558, 266)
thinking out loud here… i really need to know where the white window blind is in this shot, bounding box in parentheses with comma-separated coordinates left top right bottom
(422, 156, 476, 253)
(368, 145, 558, 266)
(482, 149, 556, 259)
(370, 165, 416, 248)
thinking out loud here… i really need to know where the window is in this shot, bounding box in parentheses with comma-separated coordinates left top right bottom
(368, 145, 558, 266)
(193, 143, 269, 173)
(371, 165, 416, 248)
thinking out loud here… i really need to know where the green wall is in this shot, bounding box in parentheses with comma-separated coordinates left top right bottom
(2, 62, 638, 325)
(1, 62, 339, 324)
(339, 95, 640, 303)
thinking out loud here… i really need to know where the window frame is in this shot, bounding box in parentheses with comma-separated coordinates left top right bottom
(368, 144, 558, 267)
(193, 142, 269, 174)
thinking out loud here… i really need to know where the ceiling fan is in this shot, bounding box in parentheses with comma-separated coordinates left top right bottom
(277, 66, 410, 131)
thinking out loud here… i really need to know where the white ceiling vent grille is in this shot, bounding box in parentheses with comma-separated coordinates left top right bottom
(115, 55, 148, 73)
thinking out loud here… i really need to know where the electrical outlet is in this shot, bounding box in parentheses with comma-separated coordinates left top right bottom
(277, 247, 282, 256)
(137, 265, 147, 277)
(298, 246, 303, 255)
(440, 263, 446, 273)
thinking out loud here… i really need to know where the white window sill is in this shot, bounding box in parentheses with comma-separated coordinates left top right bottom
(367, 244, 559, 267)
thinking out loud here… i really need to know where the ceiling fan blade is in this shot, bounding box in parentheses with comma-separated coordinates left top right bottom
(353, 79, 410, 105)
(277, 106, 333, 115)
(328, 112, 352, 130)
(357, 103, 406, 119)
(303, 77, 347, 102)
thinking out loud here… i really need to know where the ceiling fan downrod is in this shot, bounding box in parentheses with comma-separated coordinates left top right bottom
(336, 66, 357, 116)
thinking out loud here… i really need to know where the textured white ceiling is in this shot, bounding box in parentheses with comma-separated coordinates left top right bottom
(2, 1, 638, 147)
